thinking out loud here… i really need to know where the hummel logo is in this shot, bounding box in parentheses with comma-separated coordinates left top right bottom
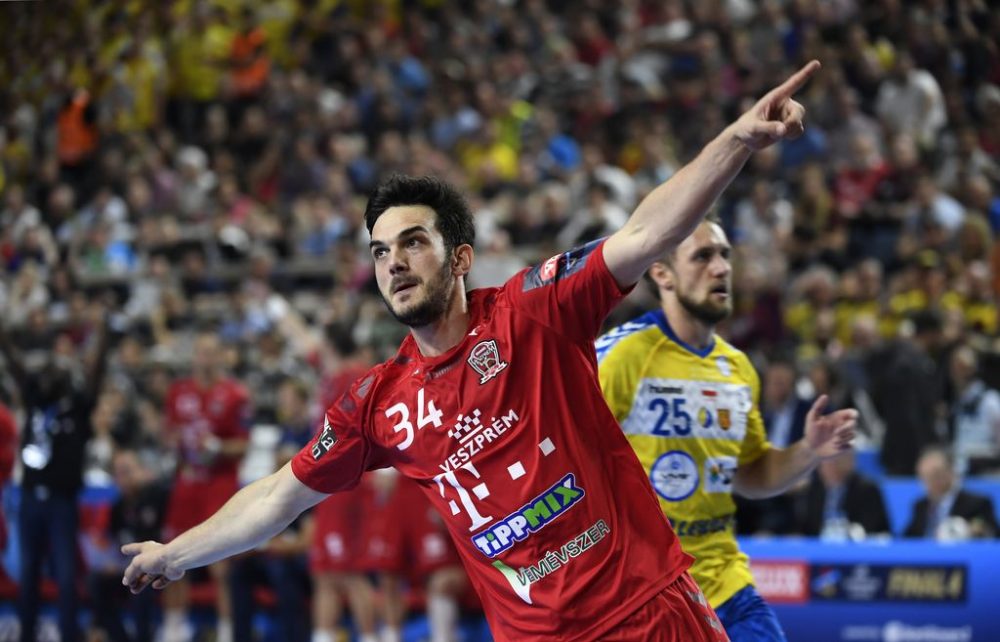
(469, 327, 479, 336)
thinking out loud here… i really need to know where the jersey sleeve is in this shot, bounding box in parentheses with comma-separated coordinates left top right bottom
(290, 375, 383, 494)
(737, 357, 771, 465)
(597, 338, 640, 424)
(506, 238, 632, 344)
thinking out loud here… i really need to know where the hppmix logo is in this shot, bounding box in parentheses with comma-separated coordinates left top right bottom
(472, 473, 585, 557)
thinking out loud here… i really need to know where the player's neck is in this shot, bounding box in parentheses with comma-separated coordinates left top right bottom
(661, 301, 715, 351)
(409, 288, 471, 358)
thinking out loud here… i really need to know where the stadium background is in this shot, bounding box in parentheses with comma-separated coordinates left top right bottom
(1, 0, 999, 640)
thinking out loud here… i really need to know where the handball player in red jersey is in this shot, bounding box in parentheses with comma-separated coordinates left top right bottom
(161, 331, 250, 642)
(123, 61, 821, 641)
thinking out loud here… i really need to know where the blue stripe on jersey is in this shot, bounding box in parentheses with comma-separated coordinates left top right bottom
(594, 310, 660, 363)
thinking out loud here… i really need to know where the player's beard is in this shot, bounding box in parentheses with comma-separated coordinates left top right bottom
(383, 260, 455, 328)
(676, 286, 731, 324)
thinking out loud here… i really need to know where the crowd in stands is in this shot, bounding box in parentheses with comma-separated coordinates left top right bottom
(1, 0, 1000, 639)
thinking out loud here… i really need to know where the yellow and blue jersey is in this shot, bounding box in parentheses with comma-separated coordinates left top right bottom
(597, 309, 771, 608)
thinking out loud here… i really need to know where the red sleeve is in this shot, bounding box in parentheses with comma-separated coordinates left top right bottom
(0, 403, 16, 485)
(290, 373, 382, 494)
(506, 238, 632, 344)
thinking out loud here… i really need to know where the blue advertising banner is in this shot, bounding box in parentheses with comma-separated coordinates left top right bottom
(741, 538, 1000, 642)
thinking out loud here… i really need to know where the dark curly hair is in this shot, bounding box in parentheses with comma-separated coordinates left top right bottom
(364, 175, 476, 253)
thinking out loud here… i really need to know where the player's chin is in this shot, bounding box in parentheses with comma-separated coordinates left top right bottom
(391, 297, 420, 317)
(705, 298, 732, 318)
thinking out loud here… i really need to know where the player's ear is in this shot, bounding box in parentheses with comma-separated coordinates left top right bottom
(648, 261, 674, 291)
(452, 244, 474, 277)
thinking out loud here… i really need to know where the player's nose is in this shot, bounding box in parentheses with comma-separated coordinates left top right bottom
(387, 248, 408, 274)
(710, 254, 731, 277)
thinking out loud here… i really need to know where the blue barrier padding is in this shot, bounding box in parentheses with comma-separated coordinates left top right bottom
(740, 537, 1000, 642)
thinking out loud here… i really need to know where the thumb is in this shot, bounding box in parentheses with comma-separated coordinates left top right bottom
(808, 394, 829, 422)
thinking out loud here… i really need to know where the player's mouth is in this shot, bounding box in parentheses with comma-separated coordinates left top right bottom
(709, 284, 729, 298)
(392, 279, 420, 296)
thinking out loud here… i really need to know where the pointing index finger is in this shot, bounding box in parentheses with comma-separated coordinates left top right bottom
(770, 60, 821, 101)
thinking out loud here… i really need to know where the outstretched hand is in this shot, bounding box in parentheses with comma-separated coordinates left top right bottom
(803, 394, 858, 460)
(731, 60, 821, 151)
(121, 541, 184, 594)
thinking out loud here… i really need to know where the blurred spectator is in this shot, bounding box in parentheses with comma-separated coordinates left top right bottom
(825, 86, 884, 169)
(796, 450, 891, 540)
(366, 472, 469, 642)
(869, 310, 947, 475)
(905, 446, 999, 540)
(556, 181, 628, 248)
(733, 179, 793, 258)
(87, 448, 169, 642)
(229, 379, 314, 642)
(807, 356, 885, 448)
(937, 126, 1000, 193)
(228, 7, 270, 106)
(875, 51, 947, 149)
(467, 229, 527, 290)
(762, 356, 812, 448)
(56, 87, 99, 196)
(736, 356, 813, 536)
(161, 332, 250, 642)
(1, 305, 111, 642)
(0, 401, 16, 552)
(850, 134, 921, 265)
(948, 345, 1000, 476)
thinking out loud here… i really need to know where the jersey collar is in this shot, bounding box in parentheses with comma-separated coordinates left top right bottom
(396, 288, 491, 368)
(651, 308, 716, 359)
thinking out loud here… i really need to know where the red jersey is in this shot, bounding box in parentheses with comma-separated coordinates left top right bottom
(165, 377, 250, 478)
(292, 240, 690, 641)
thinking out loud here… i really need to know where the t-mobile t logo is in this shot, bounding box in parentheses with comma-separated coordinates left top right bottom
(433, 462, 494, 531)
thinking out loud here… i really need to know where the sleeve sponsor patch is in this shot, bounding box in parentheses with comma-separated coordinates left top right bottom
(311, 416, 338, 461)
(522, 238, 603, 292)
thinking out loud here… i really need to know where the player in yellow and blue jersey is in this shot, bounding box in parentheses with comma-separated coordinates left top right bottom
(597, 219, 858, 641)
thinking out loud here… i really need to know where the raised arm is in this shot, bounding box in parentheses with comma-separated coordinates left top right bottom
(121, 462, 328, 594)
(85, 304, 113, 401)
(603, 61, 820, 287)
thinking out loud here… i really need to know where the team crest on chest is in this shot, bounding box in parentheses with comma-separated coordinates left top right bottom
(467, 340, 508, 385)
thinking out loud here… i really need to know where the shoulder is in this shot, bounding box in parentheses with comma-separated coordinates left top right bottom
(335, 360, 394, 415)
(520, 238, 607, 292)
(595, 311, 661, 364)
(849, 474, 881, 493)
(714, 337, 758, 381)
(957, 489, 993, 507)
(223, 378, 250, 399)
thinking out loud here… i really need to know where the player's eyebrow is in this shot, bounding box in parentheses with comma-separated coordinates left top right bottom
(369, 225, 431, 249)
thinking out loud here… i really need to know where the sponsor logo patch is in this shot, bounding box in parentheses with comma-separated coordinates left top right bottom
(472, 473, 584, 557)
(704, 456, 737, 493)
(649, 450, 699, 501)
(311, 416, 338, 460)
